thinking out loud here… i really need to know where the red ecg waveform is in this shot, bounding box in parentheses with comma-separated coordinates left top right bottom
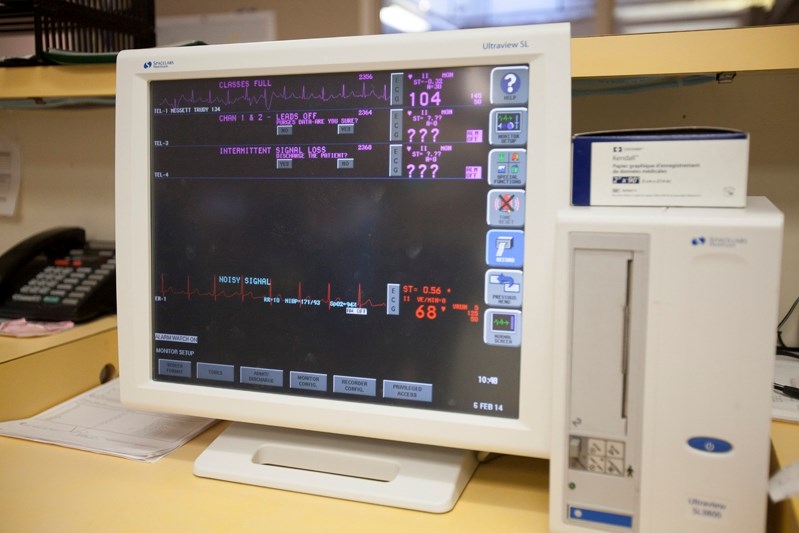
(158, 274, 386, 310)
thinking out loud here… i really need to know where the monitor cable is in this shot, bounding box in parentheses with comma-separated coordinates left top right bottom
(774, 295, 799, 397)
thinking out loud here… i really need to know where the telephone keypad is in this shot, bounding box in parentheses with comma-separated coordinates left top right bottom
(5, 249, 115, 321)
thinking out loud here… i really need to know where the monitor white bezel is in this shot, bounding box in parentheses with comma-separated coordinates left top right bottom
(115, 23, 571, 458)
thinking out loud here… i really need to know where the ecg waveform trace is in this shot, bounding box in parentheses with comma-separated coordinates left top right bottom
(157, 82, 391, 111)
(158, 274, 386, 310)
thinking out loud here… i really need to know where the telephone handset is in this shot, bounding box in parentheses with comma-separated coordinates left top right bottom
(0, 227, 116, 323)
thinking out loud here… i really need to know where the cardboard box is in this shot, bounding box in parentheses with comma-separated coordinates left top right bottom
(572, 128, 749, 207)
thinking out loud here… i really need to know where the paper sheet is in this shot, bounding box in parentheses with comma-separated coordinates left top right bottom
(0, 318, 75, 337)
(771, 460, 799, 502)
(0, 379, 216, 462)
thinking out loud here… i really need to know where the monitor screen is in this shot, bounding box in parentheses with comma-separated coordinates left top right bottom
(116, 23, 570, 511)
(150, 64, 528, 417)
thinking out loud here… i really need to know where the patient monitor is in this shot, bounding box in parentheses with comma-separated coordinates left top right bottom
(114, 20, 783, 530)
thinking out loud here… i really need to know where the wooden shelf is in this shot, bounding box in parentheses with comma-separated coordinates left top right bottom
(0, 64, 116, 100)
(0, 315, 117, 364)
(0, 316, 118, 421)
(572, 24, 799, 77)
(1, 25, 797, 100)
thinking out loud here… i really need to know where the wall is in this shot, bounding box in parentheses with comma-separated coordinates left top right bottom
(155, 0, 381, 40)
(0, 0, 381, 250)
(0, 107, 116, 247)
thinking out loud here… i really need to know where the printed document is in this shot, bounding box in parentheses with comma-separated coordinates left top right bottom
(0, 379, 215, 461)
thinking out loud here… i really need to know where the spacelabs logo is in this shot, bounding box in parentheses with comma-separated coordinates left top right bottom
(691, 236, 748, 248)
(144, 59, 175, 70)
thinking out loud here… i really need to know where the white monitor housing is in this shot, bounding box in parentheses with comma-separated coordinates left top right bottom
(550, 198, 783, 532)
(115, 24, 571, 512)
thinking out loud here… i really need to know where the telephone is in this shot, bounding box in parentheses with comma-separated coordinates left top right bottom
(0, 227, 116, 323)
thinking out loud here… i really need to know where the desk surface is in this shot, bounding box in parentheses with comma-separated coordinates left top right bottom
(772, 421, 799, 533)
(2, 323, 799, 532)
(0, 321, 549, 531)
(0, 421, 550, 532)
(3, 420, 798, 533)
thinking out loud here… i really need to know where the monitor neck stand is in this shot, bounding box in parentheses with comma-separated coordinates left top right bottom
(194, 422, 479, 513)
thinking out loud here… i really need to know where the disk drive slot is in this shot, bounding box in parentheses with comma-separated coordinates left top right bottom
(621, 257, 633, 422)
(569, 246, 635, 438)
(562, 232, 649, 532)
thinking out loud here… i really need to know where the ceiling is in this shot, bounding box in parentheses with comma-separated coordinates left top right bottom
(380, 0, 799, 35)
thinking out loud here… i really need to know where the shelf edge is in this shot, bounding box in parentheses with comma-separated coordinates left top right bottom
(0, 64, 116, 100)
(573, 24, 799, 78)
(2, 25, 798, 98)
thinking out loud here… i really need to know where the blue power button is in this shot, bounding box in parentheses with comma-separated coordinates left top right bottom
(688, 437, 733, 454)
(568, 506, 633, 528)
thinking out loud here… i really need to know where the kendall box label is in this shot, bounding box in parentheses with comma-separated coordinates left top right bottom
(572, 128, 749, 207)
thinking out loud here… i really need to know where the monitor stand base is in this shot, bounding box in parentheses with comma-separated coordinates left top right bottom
(194, 422, 479, 513)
